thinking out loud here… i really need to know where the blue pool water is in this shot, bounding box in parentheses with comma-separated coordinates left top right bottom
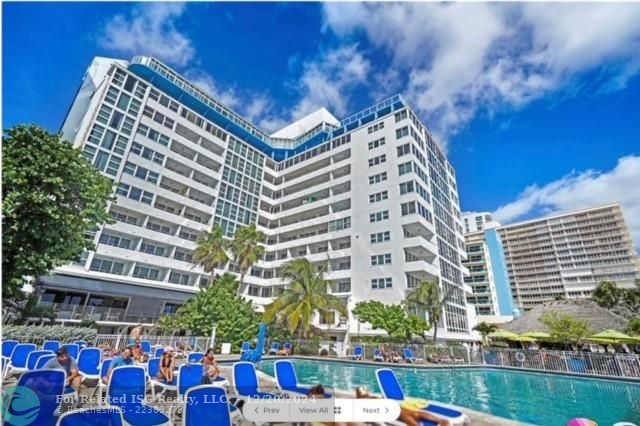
(257, 358, 640, 426)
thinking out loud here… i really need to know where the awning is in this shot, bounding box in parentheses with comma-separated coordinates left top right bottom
(38, 274, 196, 303)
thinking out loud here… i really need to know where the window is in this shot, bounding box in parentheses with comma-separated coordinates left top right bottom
(367, 137, 385, 150)
(399, 181, 414, 195)
(101, 130, 116, 150)
(371, 277, 392, 289)
(169, 272, 190, 285)
(132, 265, 160, 280)
(367, 121, 385, 134)
(368, 154, 386, 167)
(337, 281, 351, 293)
(401, 201, 416, 216)
(117, 93, 131, 111)
(396, 126, 409, 139)
(116, 183, 130, 196)
(370, 231, 391, 244)
(124, 76, 136, 92)
(368, 172, 387, 185)
(369, 191, 388, 204)
(398, 162, 412, 176)
(105, 86, 119, 105)
(90, 258, 124, 275)
(395, 110, 408, 122)
(99, 233, 131, 249)
(371, 254, 392, 265)
(369, 210, 389, 223)
(93, 151, 109, 171)
(397, 143, 411, 157)
(105, 156, 121, 176)
(109, 111, 124, 130)
(140, 242, 165, 257)
(87, 124, 105, 145)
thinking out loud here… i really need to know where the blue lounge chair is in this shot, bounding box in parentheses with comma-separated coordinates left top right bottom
(376, 369, 467, 424)
(90, 359, 112, 406)
(74, 340, 88, 349)
(233, 361, 280, 399)
(2, 340, 19, 358)
(275, 360, 331, 397)
(5, 369, 65, 426)
(148, 357, 177, 400)
(61, 343, 80, 360)
(7, 343, 36, 376)
(43, 340, 61, 353)
(283, 342, 293, 353)
(374, 348, 384, 362)
(404, 348, 423, 364)
(107, 365, 170, 426)
(35, 354, 56, 369)
(241, 341, 251, 354)
(268, 342, 280, 354)
(187, 352, 204, 363)
(154, 347, 165, 358)
(184, 386, 238, 426)
(57, 407, 124, 426)
(140, 340, 152, 355)
(352, 345, 364, 360)
(78, 348, 101, 380)
(27, 350, 54, 370)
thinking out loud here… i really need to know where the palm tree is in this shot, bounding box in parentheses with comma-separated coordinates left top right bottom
(263, 258, 347, 338)
(473, 321, 498, 346)
(193, 226, 229, 286)
(405, 281, 452, 343)
(231, 224, 265, 293)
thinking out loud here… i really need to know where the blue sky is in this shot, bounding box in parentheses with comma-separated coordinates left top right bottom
(3, 2, 640, 246)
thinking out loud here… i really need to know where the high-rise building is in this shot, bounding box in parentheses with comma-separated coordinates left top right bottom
(461, 214, 515, 323)
(497, 204, 640, 310)
(36, 56, 475, 340)
(463, 212, 496, 234)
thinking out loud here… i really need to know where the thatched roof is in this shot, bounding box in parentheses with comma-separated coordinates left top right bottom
(503, 299, 628, 334)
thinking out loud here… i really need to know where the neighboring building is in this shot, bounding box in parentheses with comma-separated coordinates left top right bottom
(463, 212, 496, 234)
(462, 214, 515, 324)
(499, 204, 640, 310)
(38, 56, 475, 340)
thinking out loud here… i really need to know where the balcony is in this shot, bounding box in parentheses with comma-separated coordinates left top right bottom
(41, 302, 168, 324)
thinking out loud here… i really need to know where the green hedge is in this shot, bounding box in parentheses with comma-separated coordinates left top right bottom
(2, 325, 97, 344)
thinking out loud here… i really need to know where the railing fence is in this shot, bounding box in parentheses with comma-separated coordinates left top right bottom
(481, 347, 640, 378)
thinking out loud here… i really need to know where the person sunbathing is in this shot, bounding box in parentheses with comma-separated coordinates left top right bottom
(355, 387, 450, 426)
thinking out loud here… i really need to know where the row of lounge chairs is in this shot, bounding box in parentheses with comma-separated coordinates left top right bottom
(3, 337, 466, 425)
(351, 346, 425, 363)
(241, 341, 293, 355)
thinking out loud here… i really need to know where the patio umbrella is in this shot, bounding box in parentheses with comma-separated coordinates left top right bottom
(588, 330, 640, 344)
(521, 331, 552, 340)
(488, 330, 520, 340)
(510, 336, 536, 343)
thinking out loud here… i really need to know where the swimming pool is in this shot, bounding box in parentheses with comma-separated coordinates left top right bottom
(257, 358, 640, 426)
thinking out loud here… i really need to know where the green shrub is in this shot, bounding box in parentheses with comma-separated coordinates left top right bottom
(2, 325, 97, 344)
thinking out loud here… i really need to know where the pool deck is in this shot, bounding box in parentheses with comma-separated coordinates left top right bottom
(2, 354, 528, 425)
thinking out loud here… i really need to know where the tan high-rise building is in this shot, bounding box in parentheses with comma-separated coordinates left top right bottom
(498, 204, 640, 310)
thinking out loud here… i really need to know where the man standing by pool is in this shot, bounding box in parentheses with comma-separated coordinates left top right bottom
(128, 324, 143, 346)
(44, 347, 83, 393)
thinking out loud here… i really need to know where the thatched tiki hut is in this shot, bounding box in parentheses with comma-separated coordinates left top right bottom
(503, 299, 628, 334)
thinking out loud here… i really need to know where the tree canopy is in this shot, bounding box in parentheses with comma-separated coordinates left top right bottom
(352, 301, 430, 341)
(473, 321, 498, 345)
(541, 312, 591, 345)
(159, 274, 260, 351)
(2, 125, 113, 298)
(193, 226, 229, 286)
(592, 280, 640, 320)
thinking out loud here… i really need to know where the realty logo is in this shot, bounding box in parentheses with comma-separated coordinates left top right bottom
(2, 386, 41, 426)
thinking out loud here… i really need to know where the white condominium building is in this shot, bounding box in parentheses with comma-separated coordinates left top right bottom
(463, 212, 496, 234)
(37, 56, 475, 341)
(497, 204, 640, 310)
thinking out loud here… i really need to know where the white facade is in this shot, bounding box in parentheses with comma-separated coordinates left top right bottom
(462, 212, 498, 234)
(45, 56, 475, 340)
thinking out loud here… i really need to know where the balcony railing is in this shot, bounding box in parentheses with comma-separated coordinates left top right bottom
(41, 303, 167, 324)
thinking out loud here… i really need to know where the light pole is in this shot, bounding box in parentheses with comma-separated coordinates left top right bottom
(210, 324, 217, 351)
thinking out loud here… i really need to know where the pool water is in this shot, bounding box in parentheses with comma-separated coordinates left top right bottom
(257, 358, 640, 426)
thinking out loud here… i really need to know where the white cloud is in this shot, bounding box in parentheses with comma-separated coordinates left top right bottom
(291, 45, 370, 120)
(493, 155, 640, 250)
(182, 69, 242, 110)
(100, 3, 195, 67)
(323, 3, 640, 143)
